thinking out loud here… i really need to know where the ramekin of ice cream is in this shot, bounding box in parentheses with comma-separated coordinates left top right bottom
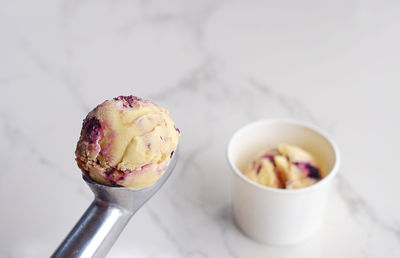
(227, 119, 340, 245)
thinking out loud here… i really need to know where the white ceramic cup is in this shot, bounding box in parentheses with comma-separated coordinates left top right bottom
(227, 119, 340, 245)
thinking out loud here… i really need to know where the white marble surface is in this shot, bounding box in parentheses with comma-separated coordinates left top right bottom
(1, 0, 400, 257)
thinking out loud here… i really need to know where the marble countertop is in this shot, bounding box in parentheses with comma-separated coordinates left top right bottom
(1, 0, 400, 257)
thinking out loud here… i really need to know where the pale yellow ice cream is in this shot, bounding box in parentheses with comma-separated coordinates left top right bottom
(244, 144, 321, 189)
(75, 96, 180, 189)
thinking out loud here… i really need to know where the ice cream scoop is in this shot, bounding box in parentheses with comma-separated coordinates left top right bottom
(244, 144, 322, 189)
(75, 95, 180, 189)
(52, 152, 177, 258)
(52, 96, 179, 257)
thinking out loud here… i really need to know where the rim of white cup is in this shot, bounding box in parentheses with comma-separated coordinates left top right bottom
(226, 119, 341, 194)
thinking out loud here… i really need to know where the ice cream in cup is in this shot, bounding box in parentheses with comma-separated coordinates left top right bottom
(227, 119, 340, 245)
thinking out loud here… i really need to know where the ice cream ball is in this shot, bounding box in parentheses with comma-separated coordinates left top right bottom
(75, 96, 180, 189)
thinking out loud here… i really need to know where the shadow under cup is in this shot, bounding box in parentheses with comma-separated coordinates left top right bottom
(227, 120, 340, 245)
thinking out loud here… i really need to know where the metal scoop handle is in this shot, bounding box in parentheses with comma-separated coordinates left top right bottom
(51, 200, 133, 257)
(52, 152, 177, 258)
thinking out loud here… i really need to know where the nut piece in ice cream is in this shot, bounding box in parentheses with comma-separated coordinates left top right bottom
(75, 96, 180, 189)
(243, 144, 322, 189)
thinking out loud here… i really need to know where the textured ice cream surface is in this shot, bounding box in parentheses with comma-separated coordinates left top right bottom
(243, 144, 322, 189)
(75, 95, 180, 189)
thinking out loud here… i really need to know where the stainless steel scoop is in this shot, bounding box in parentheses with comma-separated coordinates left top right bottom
(52, 151, 177, 258)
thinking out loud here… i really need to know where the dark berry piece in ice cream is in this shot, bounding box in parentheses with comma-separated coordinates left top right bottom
(306, 163, 321, 179)
(83, 117, 103, 144)
(113, 95, 144, 108)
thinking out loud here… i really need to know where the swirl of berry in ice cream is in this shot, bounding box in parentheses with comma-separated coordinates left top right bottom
(113, 95, 145, 108)
(243, 144, 322, 189)
(75, 95, 180, 189)
(82, 117, 102, 143)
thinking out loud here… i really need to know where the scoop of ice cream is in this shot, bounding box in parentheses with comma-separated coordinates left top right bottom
(75, 95, 180, 189)
(243, 144, 321, 189)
